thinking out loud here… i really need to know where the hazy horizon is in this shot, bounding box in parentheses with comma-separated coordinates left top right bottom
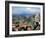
(12, 7, 40, 16)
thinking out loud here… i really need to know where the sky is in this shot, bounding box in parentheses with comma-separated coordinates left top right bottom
(12, 7, 40, 16)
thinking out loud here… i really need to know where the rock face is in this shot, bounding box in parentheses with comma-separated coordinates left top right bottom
(35, 14, 40, 22)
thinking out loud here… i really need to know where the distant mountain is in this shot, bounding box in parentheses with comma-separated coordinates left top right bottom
(12, 11, 35, 16)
